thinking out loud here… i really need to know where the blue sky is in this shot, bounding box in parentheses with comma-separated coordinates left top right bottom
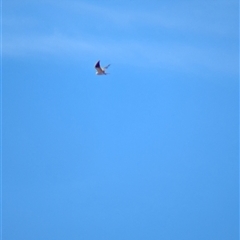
(2, 0, 239, 239)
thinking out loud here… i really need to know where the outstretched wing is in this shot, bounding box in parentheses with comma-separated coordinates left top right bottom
(103, 64, 110, 70)
(95, 60, 104, 74)
(95, 60, 101, 69)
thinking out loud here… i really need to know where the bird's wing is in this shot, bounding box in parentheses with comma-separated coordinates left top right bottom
(95, 61, 104, 74)
(103, 64, 110, 70)
(95, 60, 101, 69)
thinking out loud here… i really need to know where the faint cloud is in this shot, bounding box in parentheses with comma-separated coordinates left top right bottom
(4, 34, 97, 57)
(54, 0, 238, 36)
(3, 0, 238, 75)
(56, 1, 136, 27)
(4, 0, 238, 36)
(3, 33, 238, 76)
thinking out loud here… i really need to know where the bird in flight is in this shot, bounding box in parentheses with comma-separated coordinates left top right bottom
(95, 60, 110, 75)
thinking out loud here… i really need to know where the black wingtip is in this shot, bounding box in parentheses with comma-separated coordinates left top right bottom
(95, 60, 100, 68)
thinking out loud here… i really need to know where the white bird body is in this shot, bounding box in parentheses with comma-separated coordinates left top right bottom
(95, 60, 110, 75)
